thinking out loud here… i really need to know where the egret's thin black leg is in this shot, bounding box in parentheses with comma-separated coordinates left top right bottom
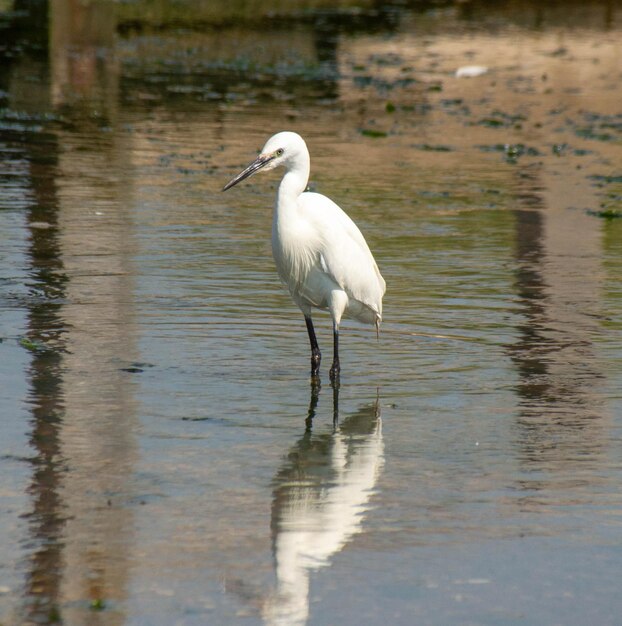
(305, 316, 321, 377)
(329, 324, 340, 383)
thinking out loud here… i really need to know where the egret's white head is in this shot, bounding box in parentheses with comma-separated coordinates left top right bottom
(223, 131, 309, 191)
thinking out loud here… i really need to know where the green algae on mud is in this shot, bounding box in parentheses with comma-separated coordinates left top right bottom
(413, 144, 453, 152)
(360, 128, 388, 138)
(587, 208, 622, 219)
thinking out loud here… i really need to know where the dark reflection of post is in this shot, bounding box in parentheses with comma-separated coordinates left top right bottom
(22, 114, 68, 626)
(510, 172, 548, 402)
(509, 168, 606, 485)
(0, 3, 67, 621)
(264, 386, 384, 626)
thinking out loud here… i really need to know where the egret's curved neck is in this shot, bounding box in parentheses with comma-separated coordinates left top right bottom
(277, 152, 310, 207)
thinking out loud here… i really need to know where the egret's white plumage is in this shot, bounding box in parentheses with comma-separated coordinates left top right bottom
(223, 131, 385, 380)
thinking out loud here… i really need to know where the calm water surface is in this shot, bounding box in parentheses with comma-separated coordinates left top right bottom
(1, 1, 622, 624)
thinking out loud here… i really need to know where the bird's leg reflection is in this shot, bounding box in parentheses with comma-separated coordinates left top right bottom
(332, 381, 339, 427)
(305, 378, 321, 431)
(305, 375, 340, 430)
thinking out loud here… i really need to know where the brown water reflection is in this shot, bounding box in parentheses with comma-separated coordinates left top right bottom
(1, 1, 621, 625)
(23, 136, 66, 626)
(510, 174, 609, 511)
(3, 3, 138, 623)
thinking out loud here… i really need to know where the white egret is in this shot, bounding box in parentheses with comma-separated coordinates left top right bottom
(223, 131, 385, 380)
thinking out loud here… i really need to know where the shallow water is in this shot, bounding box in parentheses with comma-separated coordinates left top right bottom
(1, 1, 622, 624)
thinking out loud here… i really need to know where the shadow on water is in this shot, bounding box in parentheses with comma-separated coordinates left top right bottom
(262, 384, 384, 626)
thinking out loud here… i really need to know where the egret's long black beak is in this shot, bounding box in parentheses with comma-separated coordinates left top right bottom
(222, 154, 275, 191)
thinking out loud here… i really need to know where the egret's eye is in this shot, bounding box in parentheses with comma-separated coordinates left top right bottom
(276, 148, 284, 157)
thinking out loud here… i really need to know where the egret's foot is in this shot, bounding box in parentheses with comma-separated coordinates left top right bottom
(329, 359, 340, 384)
(310, 347, 321, 377)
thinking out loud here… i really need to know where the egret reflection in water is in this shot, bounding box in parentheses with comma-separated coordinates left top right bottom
(263, 386, 384, 626)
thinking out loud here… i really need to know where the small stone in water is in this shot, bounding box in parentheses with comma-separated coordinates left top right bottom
(456, 65, 489, 78)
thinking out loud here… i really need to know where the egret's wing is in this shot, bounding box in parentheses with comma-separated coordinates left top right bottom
(299, 192, 385, 316)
